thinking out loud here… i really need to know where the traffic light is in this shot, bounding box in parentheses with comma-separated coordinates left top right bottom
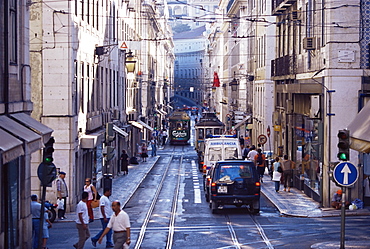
(37, 162, 57, 186)
(105, 123, 115, 143)
(43, 137, 55, 164)
(337, 130, 350, 161)
(103, 146, 115, 161)
(39, 137, 57, 186)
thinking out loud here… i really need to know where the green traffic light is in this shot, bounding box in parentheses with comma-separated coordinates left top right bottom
(44, 157, 53, 163)
(337, 153, 348, 161)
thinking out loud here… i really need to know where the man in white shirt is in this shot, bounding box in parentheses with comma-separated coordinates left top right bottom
(91, 188, 113, 247)
(73, 192, 90, 249)
(247, 145, 258, 161)
(98, 201, 131, 249)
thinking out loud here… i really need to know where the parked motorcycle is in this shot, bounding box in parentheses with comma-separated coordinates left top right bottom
(44, 200, 57, 223)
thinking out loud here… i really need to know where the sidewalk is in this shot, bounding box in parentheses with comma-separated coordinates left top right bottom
(59, 155, 160, 222)
(260, 174, 370, 218)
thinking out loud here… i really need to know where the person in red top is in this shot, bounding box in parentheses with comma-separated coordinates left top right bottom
(254, 149, 266, 182)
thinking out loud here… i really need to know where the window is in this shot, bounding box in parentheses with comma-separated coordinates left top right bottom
(87, 63, 90, 112)
(87, 0, 90, 24)
(218, 164, 253, 181)
(3, 158, 20, 248)
(73, 60, 78, 115)
(80, 62, 85, 113)
(9, 0, 17, 63)
(75, 0, 78, 15)
(96, 0, 99, 30)
(81, 0, 84, 20)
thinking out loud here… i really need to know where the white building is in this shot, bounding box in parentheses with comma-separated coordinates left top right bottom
(29, 0, 174, 212)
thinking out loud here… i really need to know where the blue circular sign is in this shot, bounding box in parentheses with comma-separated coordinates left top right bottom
(333, 162, 358, 186)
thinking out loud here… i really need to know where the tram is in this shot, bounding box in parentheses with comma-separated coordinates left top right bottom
(194, 112, 225, 170)
(168, 111, 191, 144)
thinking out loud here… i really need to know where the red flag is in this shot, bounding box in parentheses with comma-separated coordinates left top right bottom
(212, 72, 220, 87)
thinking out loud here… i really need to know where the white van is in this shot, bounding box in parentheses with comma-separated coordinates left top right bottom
(202, 136, 242, 176)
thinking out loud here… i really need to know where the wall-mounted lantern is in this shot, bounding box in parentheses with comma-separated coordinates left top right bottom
(229, 78, 239, 91)
(125, 51, 136, 73)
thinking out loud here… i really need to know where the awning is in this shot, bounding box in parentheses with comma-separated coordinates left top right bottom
(234, 115, 251, 129)
(0, 116, 42, 153)
(80, 130, 104, 149)
(113, 125, 129, 137)
(0, 128, 24, 163)
(129, 121, 144, 130)
(10, 113, 53, 143)
(138, 120, 154, 131)
(348, 101, 370, 153)
(157, 109, 167, 116)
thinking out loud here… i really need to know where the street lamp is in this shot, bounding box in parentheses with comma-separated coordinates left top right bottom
(229, 78, 238, 91)
(125, 51, 136, 73)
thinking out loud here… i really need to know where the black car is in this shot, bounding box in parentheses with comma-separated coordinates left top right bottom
(208, 160, 261, 214)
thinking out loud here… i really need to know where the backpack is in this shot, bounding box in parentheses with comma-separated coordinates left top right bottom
(256, 153, 263, 165)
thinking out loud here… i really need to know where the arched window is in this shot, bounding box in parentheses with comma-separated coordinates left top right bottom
(174, 6, 181, 15)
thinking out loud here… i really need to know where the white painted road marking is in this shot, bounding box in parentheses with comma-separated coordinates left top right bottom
(192, 160, 202, 203)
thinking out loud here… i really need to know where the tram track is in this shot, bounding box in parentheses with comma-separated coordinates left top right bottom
(129, 145, 185, 249)
(125, 143, 275, 249)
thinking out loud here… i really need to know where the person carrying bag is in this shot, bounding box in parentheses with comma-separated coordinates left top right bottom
(272, 157, 282, 192)
(281, 155, 296, 192)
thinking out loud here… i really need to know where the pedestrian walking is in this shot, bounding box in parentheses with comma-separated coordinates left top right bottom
(254, 149, 266, 182)
(141, 143, 148, 162)
(31, 194, 47, 249)
(150, 137, 157, 156)
(73, 192, 90, 249)
(120, 150, 129, 175)
(91, 188, 114, 248)
(242, 145, 250, 160)
(83, 178, 97, 222)
(239, 136, 245, 148)
(247, 145, 258, 160)
(98, 201, 131, 249)
(272, 157, 282, 192)
(162, 129, 168, 146)
(42, 211, 53, 249)
(137, 143, 142, 161)
(281, 155, 296, 192)
(56, 171, 68, 220)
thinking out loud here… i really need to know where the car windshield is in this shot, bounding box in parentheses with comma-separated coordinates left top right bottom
(217, 164, 253, 182)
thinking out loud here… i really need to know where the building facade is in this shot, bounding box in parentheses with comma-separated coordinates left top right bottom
(0, 1, 54, 248)
(27, 0, 174, 236)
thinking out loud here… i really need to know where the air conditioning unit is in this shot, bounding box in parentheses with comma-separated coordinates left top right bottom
(303, 37, 316, 50)
(291, 10, 300, 20)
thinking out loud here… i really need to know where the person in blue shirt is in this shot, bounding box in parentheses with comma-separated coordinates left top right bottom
(31, 194, 47, 249)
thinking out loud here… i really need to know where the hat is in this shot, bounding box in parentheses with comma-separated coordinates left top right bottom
(337, 189, 343, 195)
(59, 171, 66, 175)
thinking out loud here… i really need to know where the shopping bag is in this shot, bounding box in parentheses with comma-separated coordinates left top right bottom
(272, 171, 282, 182)
(57, 198, 64, 210)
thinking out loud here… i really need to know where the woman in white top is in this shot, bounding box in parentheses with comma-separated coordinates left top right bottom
(84, 178, 97, 222)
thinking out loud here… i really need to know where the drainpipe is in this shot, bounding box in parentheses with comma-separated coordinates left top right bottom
(4, 0, 9, 113)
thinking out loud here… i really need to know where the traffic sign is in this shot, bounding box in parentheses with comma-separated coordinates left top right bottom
(257, 134, 267, 145)
(333, 162, 358, 186)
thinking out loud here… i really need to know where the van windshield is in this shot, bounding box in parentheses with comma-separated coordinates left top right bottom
(217, 164, 253, 182)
